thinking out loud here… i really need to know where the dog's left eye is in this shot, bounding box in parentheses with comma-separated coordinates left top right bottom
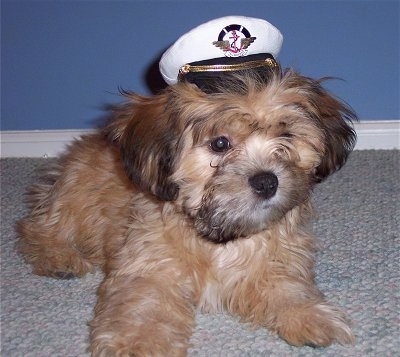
(210, 136, 231, 153)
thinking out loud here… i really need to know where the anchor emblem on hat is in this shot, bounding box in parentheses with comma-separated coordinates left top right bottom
(213, 24, 256, 57)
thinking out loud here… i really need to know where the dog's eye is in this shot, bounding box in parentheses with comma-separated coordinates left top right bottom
(210, 136, 231, 153)
(281, 132, 294, 138)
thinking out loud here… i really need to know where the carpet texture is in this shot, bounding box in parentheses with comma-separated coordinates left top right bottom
(1, 150, 399, 357)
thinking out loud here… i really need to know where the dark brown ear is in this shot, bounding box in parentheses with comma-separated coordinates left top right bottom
(105, 91, 181, 201)
(313, 84, 357, 182)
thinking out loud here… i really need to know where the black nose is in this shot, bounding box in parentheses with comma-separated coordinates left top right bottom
(248, 171, 278, 199)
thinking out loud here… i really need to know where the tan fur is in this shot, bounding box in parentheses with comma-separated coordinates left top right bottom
(17, 68, 357, 356)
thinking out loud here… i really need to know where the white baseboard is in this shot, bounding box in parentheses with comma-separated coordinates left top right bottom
(1, 121, 399, 158)
(1, 129, 94, 158)
(353, 121, 399, 150)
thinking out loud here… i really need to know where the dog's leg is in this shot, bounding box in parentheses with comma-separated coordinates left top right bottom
(217, 228, 354, 347)
(226, 269, 354, 347)
(265, 278, 354, 347)
(90, 271, 195, 357)
(17, 195, 99, 279)
(17, 138, 134, 278)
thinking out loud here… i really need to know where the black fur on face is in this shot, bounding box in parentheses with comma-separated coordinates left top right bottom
(104, 92, 183, 201)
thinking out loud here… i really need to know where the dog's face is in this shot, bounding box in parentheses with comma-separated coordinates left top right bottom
(108, 68, 356, 243)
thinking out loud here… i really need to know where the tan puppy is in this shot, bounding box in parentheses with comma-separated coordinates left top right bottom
(18, 67, 357, 356)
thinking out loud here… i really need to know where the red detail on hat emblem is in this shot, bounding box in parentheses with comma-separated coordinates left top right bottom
(213, 24, 256, 57)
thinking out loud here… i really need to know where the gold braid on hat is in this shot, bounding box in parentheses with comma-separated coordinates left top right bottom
(178, 57, 279, 82)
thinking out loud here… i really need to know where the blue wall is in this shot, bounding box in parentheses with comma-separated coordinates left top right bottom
(2, 0, 399, 130)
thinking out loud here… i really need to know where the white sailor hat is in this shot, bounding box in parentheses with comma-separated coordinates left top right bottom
(159, 16, 283, 85)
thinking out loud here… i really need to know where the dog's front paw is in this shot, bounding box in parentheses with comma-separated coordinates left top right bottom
(90, 333, 189, 357)
(277, 302, 355, 347)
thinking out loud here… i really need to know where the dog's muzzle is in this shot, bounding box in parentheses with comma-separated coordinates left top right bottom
(248, 171, 278, 199)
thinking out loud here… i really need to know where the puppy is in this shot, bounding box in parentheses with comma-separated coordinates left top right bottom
(18, 66, 357, 356)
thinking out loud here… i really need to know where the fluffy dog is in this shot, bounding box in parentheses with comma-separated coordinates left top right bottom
(18, 65, 357, 356)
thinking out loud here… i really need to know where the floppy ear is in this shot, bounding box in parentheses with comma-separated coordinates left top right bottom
(105, 91, 181, 201)
(308, 80, 358, 182)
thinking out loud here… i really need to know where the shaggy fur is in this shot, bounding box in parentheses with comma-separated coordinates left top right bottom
(18, 66, 357, 356)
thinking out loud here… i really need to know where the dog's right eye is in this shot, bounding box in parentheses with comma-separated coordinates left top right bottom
(280, 132, 294, 138)
(210, 136, 231, 153)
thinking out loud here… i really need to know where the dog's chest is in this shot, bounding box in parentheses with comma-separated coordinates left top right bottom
(197, 237, 269, 312)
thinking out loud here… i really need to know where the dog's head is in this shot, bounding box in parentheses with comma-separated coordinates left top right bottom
(107, 67, 356, 243)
